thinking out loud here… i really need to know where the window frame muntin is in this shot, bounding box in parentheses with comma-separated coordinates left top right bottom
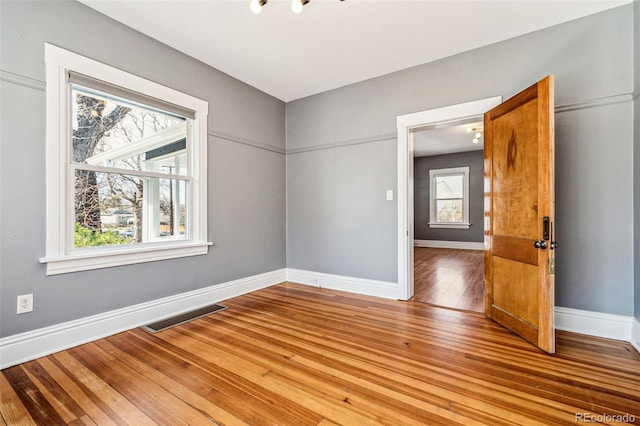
(41, 44, 210, 275)
(428, 166, 471, 229)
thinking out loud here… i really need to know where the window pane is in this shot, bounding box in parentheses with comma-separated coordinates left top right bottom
(74, 170, 188, 248)
(436, 199, 463, 223)
(436, 175, 463, 199)
(71, 85, 188, 176)
(157, 178, 188, 240)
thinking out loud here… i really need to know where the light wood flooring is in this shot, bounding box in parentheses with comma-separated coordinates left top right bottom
(413, 247, 485, 313)
(2, 282, 639, 425)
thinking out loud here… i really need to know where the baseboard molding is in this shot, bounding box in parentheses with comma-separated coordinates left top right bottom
(555, 307, 633, 342)
(631, 318, 640, 353)
(0, 269, 287, 369)
(414, 239, 484, 250)
(287, 269, 399, 299)
(2, 269, 635, 368)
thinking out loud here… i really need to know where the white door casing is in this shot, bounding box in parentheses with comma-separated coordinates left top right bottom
(396, 96, 502, 300)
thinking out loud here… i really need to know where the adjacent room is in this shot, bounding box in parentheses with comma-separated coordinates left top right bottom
(1, 0, 639, 424)
(412, 121, 485, 312)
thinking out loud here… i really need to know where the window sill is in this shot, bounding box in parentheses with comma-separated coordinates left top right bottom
(39, 242, 212, 275)
(428, 223, 471, 229)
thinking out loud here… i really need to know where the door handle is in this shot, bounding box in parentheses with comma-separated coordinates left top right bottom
(543, 216, 550, 241)
(548, 217, 558, 250)
(534, 240, 547, 249)
(535, 216, 557, 250)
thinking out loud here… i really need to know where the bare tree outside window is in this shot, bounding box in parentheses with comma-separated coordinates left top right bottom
(43, 44, 209, 274)
(72, 86, 187, 248)
(73, 94, 130, 232)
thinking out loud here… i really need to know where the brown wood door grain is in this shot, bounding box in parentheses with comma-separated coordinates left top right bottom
(484, 76, 555, 353)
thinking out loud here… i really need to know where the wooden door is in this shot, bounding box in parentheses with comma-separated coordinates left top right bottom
(484, 76, 556, 353)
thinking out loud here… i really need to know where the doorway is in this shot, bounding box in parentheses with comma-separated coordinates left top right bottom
(395, 97, 502, 302)
(411, 121, 486, 312)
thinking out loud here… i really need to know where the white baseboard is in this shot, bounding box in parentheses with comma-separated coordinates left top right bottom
(287, 269, 399, 299)
(0, 269, 287, 369)
(555, 307, 633, 341)
(2, 268, 636, 369)
(414, 239, 484, 250)
(631, 318, 640, 353)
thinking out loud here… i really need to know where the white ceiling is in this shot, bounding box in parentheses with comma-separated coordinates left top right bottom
(413, 120, 484, 157)
(78, 0, 629, 103)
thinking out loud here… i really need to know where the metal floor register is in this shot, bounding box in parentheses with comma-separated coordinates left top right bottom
(141, 304, 228, 333)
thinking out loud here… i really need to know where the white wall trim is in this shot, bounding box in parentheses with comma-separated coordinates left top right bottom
(286, 133, 397, 155)
(0, 269, 286, 369)
(414, 239, 484, 250)
(555, 93, 632, 113)
(555, 307, 633, 342)
(0, 69, 46, 91)
(631, 318, 640, 353)
(209, 129, 286, 155)
(287, 269, 399, 300)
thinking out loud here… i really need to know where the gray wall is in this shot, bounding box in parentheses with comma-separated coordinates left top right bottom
(1, 1, 636, 341)
(286, 5, 635, 315)
(287, 140, 397, 281)
(414, 151, 484, 242)
(634, 0, 640, 323)
(0, 0, 286, 337)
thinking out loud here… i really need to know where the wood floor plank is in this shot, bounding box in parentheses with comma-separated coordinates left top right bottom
(33, 357, 116, 426)
(51, 351, 155, 425)
(1, 365, 66, 425)
(0, 370, 35, 426)
(99, 333, 252, 426)
(187, 315, 481, 425)
(154, 326, 380, 426)
(413, 247, 484, 312)
(129, 324, 325, 425)
(70, 341, 191, 426)
(2, 282, 639, 425)
(210, 300, 577, 425)
(20, 361, 83, 424)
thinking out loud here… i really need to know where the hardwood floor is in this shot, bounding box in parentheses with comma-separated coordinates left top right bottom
(413, 247, 485, 313)
(2, 282, 639, 425)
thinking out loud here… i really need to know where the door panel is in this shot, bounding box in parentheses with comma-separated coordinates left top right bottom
(492, 257, 539, 325)
(484, 76, 555, 353)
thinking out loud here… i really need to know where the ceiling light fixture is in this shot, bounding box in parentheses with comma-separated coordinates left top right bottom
(466, 127, 483, 144)
(250, 0, 268, 14)
(291, 0, 310, 14)
(251, 0, 343, 15)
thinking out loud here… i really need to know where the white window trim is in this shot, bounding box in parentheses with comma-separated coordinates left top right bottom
(40, 44, 211, 275)
(428, 166, 470, 229)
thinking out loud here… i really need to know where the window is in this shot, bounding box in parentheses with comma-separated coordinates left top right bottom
(429, 166, 470, 229)
(41, 44, 210, 275)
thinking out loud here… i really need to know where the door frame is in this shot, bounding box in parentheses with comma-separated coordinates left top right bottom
(396, 96, 502, 301)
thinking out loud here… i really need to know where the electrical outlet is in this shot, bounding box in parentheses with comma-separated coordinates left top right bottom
(311, 278, 319, 286)
(17, 294, 33, 314)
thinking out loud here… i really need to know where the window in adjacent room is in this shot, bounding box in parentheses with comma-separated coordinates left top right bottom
(41, 44, 210, 275)
(429, 166, 470, 229)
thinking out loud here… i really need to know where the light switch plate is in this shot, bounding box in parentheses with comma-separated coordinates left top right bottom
(386, 190, 394, 201)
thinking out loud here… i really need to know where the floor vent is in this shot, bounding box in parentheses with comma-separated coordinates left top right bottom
(141, 304, 228, 333)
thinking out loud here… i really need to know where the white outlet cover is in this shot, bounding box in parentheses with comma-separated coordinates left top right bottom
(386, 190, 394, 201)
(17, 294, 33, 314)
